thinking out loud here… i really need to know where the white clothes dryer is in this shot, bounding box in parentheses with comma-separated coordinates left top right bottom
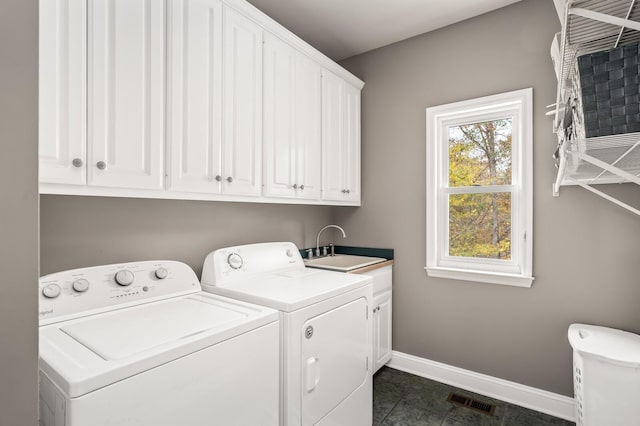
(201, 242, 373, 426)
(38, 260, 280, 426)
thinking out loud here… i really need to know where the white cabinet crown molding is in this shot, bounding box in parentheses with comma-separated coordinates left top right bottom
(220, 0, 364, 90)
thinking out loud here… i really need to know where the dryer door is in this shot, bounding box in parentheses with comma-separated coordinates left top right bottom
(301, 296, 368, 425)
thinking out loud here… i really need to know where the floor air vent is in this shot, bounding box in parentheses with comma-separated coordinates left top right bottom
(447, 392, 496, 416)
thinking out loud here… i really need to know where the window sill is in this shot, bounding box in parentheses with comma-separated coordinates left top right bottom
(425, 267, 534, 288)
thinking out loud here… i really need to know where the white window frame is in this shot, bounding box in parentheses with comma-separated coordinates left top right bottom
(425, 88, 534, 288)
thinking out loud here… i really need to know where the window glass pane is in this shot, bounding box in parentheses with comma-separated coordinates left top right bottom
(448, 119, 512, 187)
(448, 192, 511, 260)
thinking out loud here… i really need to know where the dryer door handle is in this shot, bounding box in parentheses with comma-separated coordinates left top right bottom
(304, 357, 320, 393)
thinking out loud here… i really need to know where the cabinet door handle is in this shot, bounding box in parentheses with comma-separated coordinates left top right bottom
(292, 184, 298, 189)
(96, 161, 106, 170)
(300, 184, 304, 190)
(226, 176, 233, 183)
(346, 189, 351, 194)
(72, 158, 83, 168)
(214, 175, 222, 182)
(341, 189, 346, 194)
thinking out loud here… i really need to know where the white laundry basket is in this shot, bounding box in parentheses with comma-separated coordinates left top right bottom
(568, 324, 640, 426)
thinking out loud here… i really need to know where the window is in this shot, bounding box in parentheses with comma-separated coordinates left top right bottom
(426, 89, 533, 287)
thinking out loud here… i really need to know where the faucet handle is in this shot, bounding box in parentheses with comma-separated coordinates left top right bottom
(306, 249, 314, 259)
(322, 246, 328, 256)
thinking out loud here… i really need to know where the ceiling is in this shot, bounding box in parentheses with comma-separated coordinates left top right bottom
(246, 0, 524, 61)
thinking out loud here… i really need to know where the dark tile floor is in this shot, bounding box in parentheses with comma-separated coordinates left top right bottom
(373, 367, 575, 426)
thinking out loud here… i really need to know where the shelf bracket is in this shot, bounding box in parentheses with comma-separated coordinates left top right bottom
(567, 178, 640, 217)
(553, 145, 568, 197)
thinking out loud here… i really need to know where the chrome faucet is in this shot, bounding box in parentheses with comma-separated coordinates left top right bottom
(315, 225, 346, 257)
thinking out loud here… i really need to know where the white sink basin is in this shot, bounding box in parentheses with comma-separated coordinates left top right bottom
(304, 255, 386, 272)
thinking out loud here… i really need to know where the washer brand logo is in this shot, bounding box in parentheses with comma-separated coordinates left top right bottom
(39, 309, 53, 317)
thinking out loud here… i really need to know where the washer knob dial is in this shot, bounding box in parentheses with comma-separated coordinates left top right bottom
(227, 253, 243, 270)
(42, 284, 61, 299)
(72, 279, 90, 293)
(115, 270, 135, 286)
(155, 267, 168, 279)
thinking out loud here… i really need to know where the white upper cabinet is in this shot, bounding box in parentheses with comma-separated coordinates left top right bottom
(344, 83, 361, 202)
(167, 0, 262, 197)
(263, 33, 321, 200)
(39, 0, 362, 205)
(222, 6, 262, 196)
(322, 69, 361, 203)
(167, 0, 224, 194)
(88, 0, 165, 190)
(39, 0, 86, 185)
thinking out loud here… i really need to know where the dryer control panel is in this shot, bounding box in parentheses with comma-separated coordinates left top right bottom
(201, 242, 305, 287)
(39, 261, 201, 325)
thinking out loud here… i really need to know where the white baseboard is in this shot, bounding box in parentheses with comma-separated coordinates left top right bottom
(387, 351, 575, 422)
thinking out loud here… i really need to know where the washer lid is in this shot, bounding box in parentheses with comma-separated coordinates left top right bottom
(61, 297, 246, 360)
(39, 292, 278, 397)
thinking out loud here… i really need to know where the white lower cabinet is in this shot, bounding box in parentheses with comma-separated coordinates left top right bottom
(373, 290, 392, 372)
(363, 265, 393, 373)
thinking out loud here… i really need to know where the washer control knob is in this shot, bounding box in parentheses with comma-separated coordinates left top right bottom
(155, 267, 168, 279)
(42, 284, 61, 299)
(115, 270, 135, 286)
(227, 253, 243, 270)
(72, 279, 90, 293)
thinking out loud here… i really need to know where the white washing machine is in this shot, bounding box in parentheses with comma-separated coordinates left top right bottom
(38, 260, 280, 426)
(201, 242, 373, 426)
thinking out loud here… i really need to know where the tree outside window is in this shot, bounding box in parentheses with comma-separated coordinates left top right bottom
(448, 119, 512, 260)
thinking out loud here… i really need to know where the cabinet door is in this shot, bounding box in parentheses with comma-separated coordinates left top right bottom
(343, 83, 361, 202)
(264, 35, 321, 200)
(294, 53, 322, 200)
(39, 0, 86, 185)
(167, 0, 223, 194)
(88, 0, 164, 190)
(374, 291, 392, 373)
(263, 34, 295, 198)
(222, 7, 262, 196)
(321, 69, 346, 201)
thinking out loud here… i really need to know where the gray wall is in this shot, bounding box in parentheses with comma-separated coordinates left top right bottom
(337, 0, 640, 396)
(0, 0, 39, 424)
(41, 196, 334, 277)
